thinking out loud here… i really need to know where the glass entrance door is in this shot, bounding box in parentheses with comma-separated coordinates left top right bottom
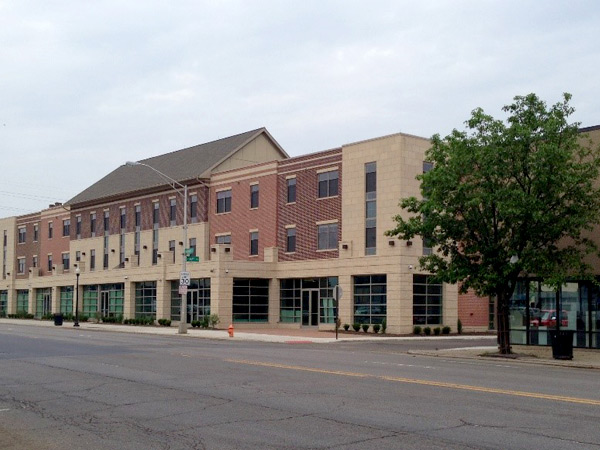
(100, 291, 110, 316)
(187, 290, 200, 323)
(301, 289, 319, 326)
(42, 293, 51, 316)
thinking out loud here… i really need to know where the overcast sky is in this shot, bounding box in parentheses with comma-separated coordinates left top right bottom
(1, 0, 599, 218)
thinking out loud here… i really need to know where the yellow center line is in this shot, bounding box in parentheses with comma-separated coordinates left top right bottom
(225, 359, 600, 406)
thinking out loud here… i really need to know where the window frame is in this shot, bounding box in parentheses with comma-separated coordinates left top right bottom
(318, 170, 339, 198)
(217, 189, 232, 214)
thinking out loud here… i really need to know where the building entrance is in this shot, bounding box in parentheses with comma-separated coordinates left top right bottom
(100, 291, 110, 316)
(42, 293, 51, 316)
(302, 289, 319, 326)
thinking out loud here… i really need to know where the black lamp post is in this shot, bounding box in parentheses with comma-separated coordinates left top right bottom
(74, 267, 80, 327)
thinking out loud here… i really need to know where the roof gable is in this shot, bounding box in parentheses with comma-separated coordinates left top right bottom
(67, 128, 287, 207)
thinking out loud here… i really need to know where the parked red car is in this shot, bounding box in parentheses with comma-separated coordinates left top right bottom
(530, 310, 568, 328)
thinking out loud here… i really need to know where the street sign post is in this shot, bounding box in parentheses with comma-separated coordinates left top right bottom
(333, 285, 343, 340)
(184, 248, 194, 256)
(186, 256, 199, 262)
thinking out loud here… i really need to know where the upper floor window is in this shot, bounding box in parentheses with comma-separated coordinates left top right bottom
(217, 190, 232, 214)
(317, 223, 338, 250)
(48, 254, 53, 271)
(286, 227, 296, 253)
(90, 250, 96, 271)
(318, 170, 338, 198)
(287, 178, 296, 203)
(250, 231, 259, 256)
(48, 222, 53, 239)
(62, 219, 70, 237)
(103, 211, 110, 235)
(90, 213, 96, 237)
(62, 253, 70, 270)
(33, 224, 39, 242)
(189, 238, 197, 258)
(190, 195, 198, 223)
(169, 199, 177, 226)
(32, 255, 38, 268)
(120, 208, 127, 230)
(423, 161, 434, 173)
(18, 227, 26, 244)
(17, 257, 25, 274)
(250, 184, 259, 209)
(169, 240, 176, 263)
(216, 234, 231, 245)
(153, 202, 159, 227)
(76, 216, 82, 239)
(135, 205, 141, 229)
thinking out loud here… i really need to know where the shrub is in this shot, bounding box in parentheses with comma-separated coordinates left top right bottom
(457, 319, 463, 334)
(413, 325, 422, 335)
(361, 324, 370, 332)
(372, 324, 381, 333)
(424, 326, 431, 336)
(442, 326, 451, 335)
(352, 323, 361, 332)
(209, 314, 220, 329)
(158, 318, 172, 327)
(41, 313, 54, 321)
(433, 327, 441, 336)
(343, 324, 350, 331)
(200, 316, 210, 329)
(191, 320, 200, 328)
(381, 319, 387, 334)
(79, 315, 89, 322)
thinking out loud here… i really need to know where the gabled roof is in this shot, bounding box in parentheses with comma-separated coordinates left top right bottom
(67, 128, 287, 207)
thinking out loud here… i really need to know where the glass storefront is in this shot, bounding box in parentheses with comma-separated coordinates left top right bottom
(0, 290, 7, 316)
(16, 290, 28, 314)
(35, 288, 52, 318)
(170, 278, 211, 322)
(233, 278, 269, 323)
(354, 275, 387, 325)
(82, 284, 124, 318)
(135, 281, 156, 319)
(280, 277, 338, 325)
(60, 286, 73, 315)
(509, 279, 600, 348)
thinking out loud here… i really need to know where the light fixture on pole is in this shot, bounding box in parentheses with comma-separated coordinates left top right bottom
(125, 161, 189, 334)
(74, 267, 80, 327)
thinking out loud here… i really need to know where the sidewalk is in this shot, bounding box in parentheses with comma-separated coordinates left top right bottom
(2, 318, 599, 369)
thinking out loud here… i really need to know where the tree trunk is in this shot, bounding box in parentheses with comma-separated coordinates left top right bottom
(496, 291, 511, 354)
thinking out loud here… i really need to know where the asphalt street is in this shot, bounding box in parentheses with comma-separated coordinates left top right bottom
(1, 324, 599, 450)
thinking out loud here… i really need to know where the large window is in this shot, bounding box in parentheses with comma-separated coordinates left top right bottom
(250, 184, 259, 209)
(60, 286, 73, 314)
(33, 224, 38, 242)
(280, 277, 338, 324)
(353, 275, 387, 325)
(233, 278, 269, 322)
(103, 211, 110, 235)
(318, 170, 338, 198)
(287, 178, 296, 203)
(83, 285, 98, 316)
(90, 250, 95, 271)
(217, 189, 232, 213)
(250, 231, 258, 256)
(135, 281, 156, 319)
(18, 227, 26, 244)
(413, 275, 442, 325)
(120, 208, 126, 230)
(317, 223, 338, 250)
(170, 278, 210, 322)
(16, 290, 28, 314)
(48, 254, 53, 272)
(0, 290, 7, 316)
(76, 216, 82, 239)
(63, 219, 70, 237)
(90, 213, 96, 237)
(189, 238, 197, 258)
(286, 227, 296, 253)
(48, 222, 53, 239)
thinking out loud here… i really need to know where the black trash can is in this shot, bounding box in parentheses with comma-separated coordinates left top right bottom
(53, 313, 63, 326)
(549, 330, 574, 360)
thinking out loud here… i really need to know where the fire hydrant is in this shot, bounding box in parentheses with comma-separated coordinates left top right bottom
(228, 323, 234, 338)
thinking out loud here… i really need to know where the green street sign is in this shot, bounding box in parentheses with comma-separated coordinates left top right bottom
(184, 248, 194, 256)
(186, 256, 199, 262)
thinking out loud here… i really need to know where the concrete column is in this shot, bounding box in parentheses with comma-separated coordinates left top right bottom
(123, 281, 134, 319)
(268, 277, 279, 324)
(7, 289, 15, 315)
(211, 270, 232, 327)
(51, 286, 59, 314)
(155, 279, 170, 320)
(338, 275, 352, 325)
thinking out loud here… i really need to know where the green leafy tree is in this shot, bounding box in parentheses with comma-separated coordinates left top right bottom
(387, 93, 600, 354)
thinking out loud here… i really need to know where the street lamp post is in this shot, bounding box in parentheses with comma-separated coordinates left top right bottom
(126, 161, 188, 334)
(74, 267, 80, 327)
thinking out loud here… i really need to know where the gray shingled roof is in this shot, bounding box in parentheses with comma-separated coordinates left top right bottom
(67, 128, 281, 207)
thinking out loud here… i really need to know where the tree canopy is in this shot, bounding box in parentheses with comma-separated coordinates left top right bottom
(387, 93, 600, 353)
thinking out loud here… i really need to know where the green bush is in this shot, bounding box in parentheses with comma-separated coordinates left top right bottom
(41, 313, 54, 321)
(79, 315, 89, 322)
(158, 318, 172, 327)
(457, 319, 463, 334)
(423, 326, 431, 336)
(372, 324, 381, 333)
(381, 319, 387, 334)
(361, 324, 370, 332)
(413, 325, 422, 335)
(343, 323, 350, 331)
(352, 323, 361, 332)
(191, 320, 200, 328)
(433, 327, 441, 336)
(209, 314, 220, 329)
(200, 316, 210, 329)
(442, 326, 451, 335)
